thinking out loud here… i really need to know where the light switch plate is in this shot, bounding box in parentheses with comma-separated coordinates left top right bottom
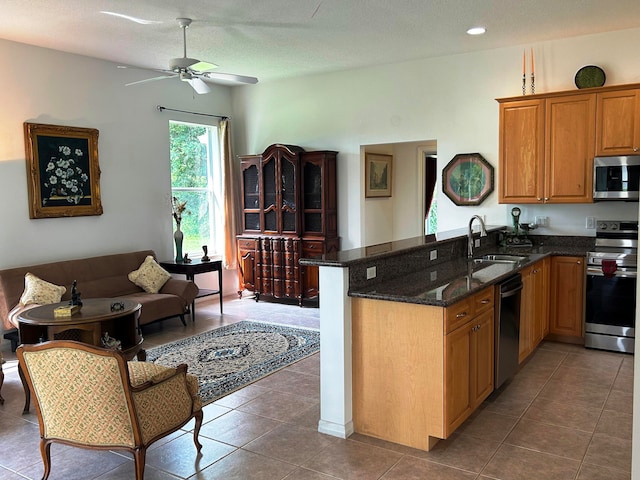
(586, 216, 596, 229)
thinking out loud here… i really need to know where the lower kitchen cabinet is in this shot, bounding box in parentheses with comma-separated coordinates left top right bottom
(351, 286, 494, 451)
(519, 258, 550, 363)
(445, 308, 494, 433)
(549, 256, 585, 341)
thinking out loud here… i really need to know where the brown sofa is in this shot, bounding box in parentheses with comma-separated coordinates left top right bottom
(0, 250, 198, 349)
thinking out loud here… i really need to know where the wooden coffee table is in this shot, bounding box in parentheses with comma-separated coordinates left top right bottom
(17, 298, 144, 412)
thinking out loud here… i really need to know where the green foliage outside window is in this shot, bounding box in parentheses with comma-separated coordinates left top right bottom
(170, 122, 213, 254)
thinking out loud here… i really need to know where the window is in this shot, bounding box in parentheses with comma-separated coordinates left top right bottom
(170, 121, 223, 256)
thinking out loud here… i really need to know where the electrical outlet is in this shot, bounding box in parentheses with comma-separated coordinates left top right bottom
(366, 266, 377, 280)
(535, 216, 549, 227)
(475, 239, 481, 248)
(430, 250, 437, 260)
(586, 216, 596, 229)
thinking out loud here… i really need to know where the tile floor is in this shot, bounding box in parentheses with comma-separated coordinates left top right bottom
(0, 296, 633, 479)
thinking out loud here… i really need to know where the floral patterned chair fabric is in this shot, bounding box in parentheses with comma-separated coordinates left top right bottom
(16, 340, 203, 480)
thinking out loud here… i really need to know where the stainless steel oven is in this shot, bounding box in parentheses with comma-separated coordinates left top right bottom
(585, 220, 637, 353)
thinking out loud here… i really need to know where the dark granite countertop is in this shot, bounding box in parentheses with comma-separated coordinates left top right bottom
(349, 243, 591, 307)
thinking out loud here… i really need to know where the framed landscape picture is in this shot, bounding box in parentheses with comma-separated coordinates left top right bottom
(365, 153, 392, 198)
(24, 123, 103, 219)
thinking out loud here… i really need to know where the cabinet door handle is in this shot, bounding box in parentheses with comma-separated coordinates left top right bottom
(456, 312, 468, 318)
(480, 299, 490, 304)
(634, 147, 638, 152)
(537, 197, 542, 201)
(544, 197, 549, 201)
(577, 260, 582, 265)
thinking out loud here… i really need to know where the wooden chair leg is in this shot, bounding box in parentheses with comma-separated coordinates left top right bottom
(40, 439, 52, 480)
(193, 410, 204, 451)
(19, 364, 31, 413)
(0, 353, 4, 405)
(179, 314, 186, 326)
(133, 447, 146, 480)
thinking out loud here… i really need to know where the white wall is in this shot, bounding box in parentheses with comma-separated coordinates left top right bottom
(232, 27, 640, 249)
(0, 39, 234, 271)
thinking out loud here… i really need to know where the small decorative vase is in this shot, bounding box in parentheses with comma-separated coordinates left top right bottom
(174, 224, 184, 262)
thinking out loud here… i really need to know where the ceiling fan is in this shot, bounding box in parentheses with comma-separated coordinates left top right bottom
(126, 17, 258, 94)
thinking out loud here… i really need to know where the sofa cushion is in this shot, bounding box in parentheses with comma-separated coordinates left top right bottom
(19, 273, 66, 306)
(127, 256, 171, 294)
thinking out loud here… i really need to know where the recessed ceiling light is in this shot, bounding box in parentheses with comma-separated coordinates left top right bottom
(467, 27, 486, 35)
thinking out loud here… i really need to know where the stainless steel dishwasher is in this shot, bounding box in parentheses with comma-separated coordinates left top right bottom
(495, 273, 523, 389)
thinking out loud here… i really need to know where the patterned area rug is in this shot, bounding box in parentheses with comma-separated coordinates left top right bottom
(146, 321, 320, 405)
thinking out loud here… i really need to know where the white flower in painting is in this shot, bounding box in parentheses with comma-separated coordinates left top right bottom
(42, 144, 90, 205)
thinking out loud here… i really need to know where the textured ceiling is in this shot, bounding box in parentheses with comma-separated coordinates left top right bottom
(1, 0, 640, 85)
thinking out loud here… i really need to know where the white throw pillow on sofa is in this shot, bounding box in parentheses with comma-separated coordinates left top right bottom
(128, 256, 171, 294)
(19, 272, 67, 306)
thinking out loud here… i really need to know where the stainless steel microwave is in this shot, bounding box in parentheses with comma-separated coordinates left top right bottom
(594, 155, 640, 201)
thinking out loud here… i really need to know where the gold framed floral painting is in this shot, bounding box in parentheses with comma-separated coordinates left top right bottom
(24, 123, 102, 219)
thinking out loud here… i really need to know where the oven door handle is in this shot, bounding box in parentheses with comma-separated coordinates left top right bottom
(587, 266, 637, 278)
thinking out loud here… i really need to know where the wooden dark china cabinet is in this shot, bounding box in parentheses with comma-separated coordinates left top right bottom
(237, 144, 339, 305)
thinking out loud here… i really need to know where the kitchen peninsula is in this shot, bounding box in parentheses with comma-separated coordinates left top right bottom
(301, 227, 591, 450)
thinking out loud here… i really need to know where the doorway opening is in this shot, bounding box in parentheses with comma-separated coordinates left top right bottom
(425, 155, 437, 234)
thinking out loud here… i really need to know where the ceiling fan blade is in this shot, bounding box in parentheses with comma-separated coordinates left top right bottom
(186, 77, 211, 94)
(203, 72, 259, 84)
(125, 74, 177, 86)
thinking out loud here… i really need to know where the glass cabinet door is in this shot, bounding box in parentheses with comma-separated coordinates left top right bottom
(303, 162, 322, 233)
(262, 157, 277, 232)
(241, 161, 261, 231)
(280, 156, 297, 233)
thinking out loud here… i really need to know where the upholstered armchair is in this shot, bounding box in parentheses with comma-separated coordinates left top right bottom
(16, 340, 203, 480)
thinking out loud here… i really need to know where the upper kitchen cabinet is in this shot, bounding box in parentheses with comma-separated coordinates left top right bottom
(498, 94, 595, 203)
(596, 89, 640, 156)
(498, 99, 545, 203)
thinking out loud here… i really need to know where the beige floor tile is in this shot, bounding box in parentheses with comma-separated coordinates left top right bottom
(561, 351, 623, 372)
(283, 467, 342, 479)
(605, 389, 633, 415)
(584, 432, 632, 472)
(199, 409, 283, 447)
(595, 409, 633, 440)
(244, 423, 342, 465)
(410, 432, 501, 473)
(381, 455, 476, 479)
(481, 444, 580, 480)
(455, 409, 519, 442)
(522, 397, 600, 432)
(505, 418, 591, 460)
(612, 373, 634, 394)
(576, 463, 631, 480)
(237, 390, 319, 422)
(197, 449, 297, 480)
(538, 378, 611, 409)
(551, 365, 617, 388)
(301, 440, 403, 479)
(212, 383, 270, 409)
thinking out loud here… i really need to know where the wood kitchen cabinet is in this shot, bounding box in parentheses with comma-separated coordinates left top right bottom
(352, 286, 494, 451)
(519, 258, 550, 364)
(445, 308, 494, 433)
(237, 144, 339, 305)
(498, 94, 595, 203)
(596, 89, 640, 156)
(549, 256, 585, 341)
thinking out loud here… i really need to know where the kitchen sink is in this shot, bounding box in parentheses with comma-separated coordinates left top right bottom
(473, 254, 528, 264)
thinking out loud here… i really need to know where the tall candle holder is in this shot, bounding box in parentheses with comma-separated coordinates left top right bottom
(531, 73, 535, 94)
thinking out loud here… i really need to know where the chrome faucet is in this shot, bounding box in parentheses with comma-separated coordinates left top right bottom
(468, 215, 487, 258)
